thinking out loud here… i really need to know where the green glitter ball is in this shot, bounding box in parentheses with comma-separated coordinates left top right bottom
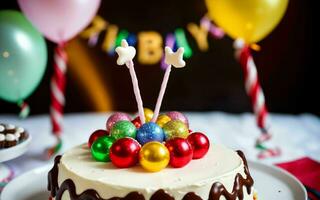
(163, 120, 189, 140)
(110, 120, 137, 140)
(91, 136, 115, 162)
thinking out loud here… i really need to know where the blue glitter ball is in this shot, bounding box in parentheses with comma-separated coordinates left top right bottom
(136, 122, 164, 145)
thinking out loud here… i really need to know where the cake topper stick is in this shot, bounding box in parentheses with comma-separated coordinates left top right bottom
(151, 47, 186, 122)
(115, 39, 145, 124)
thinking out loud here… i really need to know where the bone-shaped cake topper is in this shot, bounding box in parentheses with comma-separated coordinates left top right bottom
(151, 46, 186, 122)
(164, 47, 186, 68)
(115, 39, 145, 123)
(115, 40, 136, 66)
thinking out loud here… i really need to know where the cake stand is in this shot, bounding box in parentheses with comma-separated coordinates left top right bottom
(0, 134, 32, 191)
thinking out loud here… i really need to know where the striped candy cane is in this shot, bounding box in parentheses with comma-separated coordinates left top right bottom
(47, 45, 67, 158)
(234, 39, 281, 159)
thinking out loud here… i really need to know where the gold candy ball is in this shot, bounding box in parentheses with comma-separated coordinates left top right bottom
(139, 141, 170, 172)
(163, 120, 189, 140)
(156, 114, 171, 128)
(143, 108, 154, 122)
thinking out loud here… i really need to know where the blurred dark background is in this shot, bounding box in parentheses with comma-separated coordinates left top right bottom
(0, 0, 317, 115)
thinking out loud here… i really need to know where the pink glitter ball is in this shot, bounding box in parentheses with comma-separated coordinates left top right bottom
(106, 112, 132, 131)
(166, 111, 189, 127)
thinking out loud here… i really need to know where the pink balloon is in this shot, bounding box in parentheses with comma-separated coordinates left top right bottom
(18, 0, 101, 43)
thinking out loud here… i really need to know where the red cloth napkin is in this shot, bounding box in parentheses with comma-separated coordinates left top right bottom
(276, 157, 320, 199)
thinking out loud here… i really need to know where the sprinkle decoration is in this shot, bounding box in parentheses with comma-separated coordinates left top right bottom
(46, 44, 67, 159)
(106, 112, 132, 131)
(139, 141, 170, 172)
(91, 136, 115, 162)
(234, 39, 281, 159)
(187, 132, 210, 159)
(110, 137, 141, 168)
(136, 122, 164, 145)
(163, 120, 189, 140)
(110, 121, 137, 140)
(88, 129, 109, 148)
(165, 137, 193, 168)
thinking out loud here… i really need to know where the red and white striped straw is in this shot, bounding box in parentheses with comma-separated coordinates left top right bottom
(234, 39, 281, 159)
(47, 44, 67, 158)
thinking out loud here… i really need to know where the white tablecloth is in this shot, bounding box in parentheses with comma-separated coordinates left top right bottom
(1, 112, 320, 177)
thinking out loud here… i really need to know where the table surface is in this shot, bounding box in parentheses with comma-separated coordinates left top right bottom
(1, 112, 320, 176)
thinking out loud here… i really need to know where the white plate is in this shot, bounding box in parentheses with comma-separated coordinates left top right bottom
(0, 134, 32, 163)
(1, 161, 307, 200)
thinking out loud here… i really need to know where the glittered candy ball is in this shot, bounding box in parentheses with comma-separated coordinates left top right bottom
(110, 138, 141, 168)
(132, 116, 142, 129)
(91, 136, 115, 162)
(166, 111, 189, 127)
(165, 138, 193, 168)
(136, 122, 164, 145)
(106, 112, 132, 131)
(187, 132, 210, 159)
(110, 121, 136, 140)
(156, 114, 171, 128)
(163, 120, 189, 141)
(139, 141, 170, 172)
(144, 108, 154, 122)
(88, 129, 109, 148)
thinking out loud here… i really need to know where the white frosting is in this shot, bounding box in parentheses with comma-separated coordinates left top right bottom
(5, 134, 16, 141)
(16, 127, 24, 134)
(5, 124, 15, 130)
(14, 131, 21, 139)
(0, 125, 5, 132)
(0, 133, 5, 141)
(56, 144, 253, 200)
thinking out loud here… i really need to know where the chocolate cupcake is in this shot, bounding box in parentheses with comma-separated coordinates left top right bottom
(0, 123, 28, 149)
(4, 134, 17, 148)
(5, 124, 16, 134)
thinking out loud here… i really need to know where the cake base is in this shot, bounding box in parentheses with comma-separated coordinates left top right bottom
(48, 144, 254, 200)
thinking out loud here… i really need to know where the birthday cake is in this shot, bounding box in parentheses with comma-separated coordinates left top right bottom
(48, 40, 255, 200)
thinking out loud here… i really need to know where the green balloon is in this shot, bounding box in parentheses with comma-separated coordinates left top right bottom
(110, 121, 136, 140)
(0, 10, 47, 103)
(91, 136, 115, 162)
(163, 120, 189, 140)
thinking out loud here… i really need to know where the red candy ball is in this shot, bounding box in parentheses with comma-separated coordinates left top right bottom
(165, 138, 193, 168)
(88, 129, 109, 148)
(187, 132, 210, 159)
(131, 117, 142, 129)
(110, 138, 141, 168)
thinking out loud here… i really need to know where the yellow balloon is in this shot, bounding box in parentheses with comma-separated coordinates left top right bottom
(156, 114, 171, 128)
(205, 0, 288, 44)
(143, 108, 154, 122)
(139, 141, 170, 172)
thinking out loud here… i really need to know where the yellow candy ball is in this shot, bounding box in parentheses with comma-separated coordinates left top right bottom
(139, 141, 170, 172)
(144, 108, 154, 122)
(163, 120, 189, 140)
(156, 114, 171, 128)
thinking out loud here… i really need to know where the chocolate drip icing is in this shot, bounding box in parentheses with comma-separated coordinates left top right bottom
(48, 151, 254, 200)
(55, 179, 145, 200)
(208, 151, 254, 200)
(150, 190, 174, 200)
(182, 192, 202, 200)
(48, 155, 61, 197)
